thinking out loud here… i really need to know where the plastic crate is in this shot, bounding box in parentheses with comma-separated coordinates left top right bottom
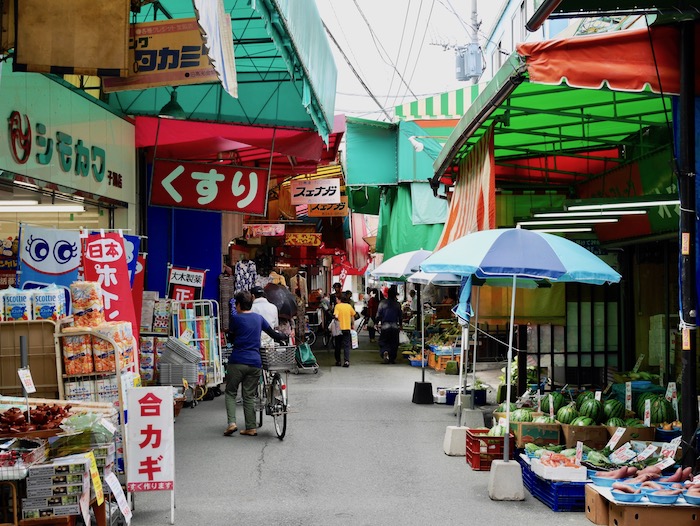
(465, 428, 515, 471)
(518, 456, 586, 512)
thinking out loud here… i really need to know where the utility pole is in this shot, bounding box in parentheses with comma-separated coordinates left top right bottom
(470, 0, 480, 84)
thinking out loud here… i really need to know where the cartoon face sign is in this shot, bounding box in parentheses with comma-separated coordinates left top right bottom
(21, 227, 81, 275)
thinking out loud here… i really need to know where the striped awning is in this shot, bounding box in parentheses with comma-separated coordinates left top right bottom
(394, 84, 487, 120)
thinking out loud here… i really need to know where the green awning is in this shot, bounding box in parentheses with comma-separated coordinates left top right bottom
(107, 0, 336, 140)
(433, 53, 672, 182)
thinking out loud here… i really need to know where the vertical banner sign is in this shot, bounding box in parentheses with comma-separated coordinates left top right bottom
(131, 254, 147, 332)
(83, 233, 139, 339)
(167, 266, 206, 301)
(18, 225, 81, 311)
(126, 387, 175, 492)
(124, 235, 141, 286)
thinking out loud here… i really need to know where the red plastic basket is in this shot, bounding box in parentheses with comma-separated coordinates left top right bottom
(465, 428, 515, 471)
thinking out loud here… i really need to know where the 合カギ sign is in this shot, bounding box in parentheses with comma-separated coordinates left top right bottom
(290, 178, 341, 205)
(151, 160, 268, 215)
(126, 387, 175, 492)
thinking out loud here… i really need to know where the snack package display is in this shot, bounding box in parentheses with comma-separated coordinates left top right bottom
(60, 327, 94, 375)
(33, 284, 66, 321)
(70, 282, 105, 327)
(152, 299, 171, 334)
(139, 337, 155, 381)
(94, 377, 119, 404)
(3, 287, 32, 321)
(93, 322, 134, 373)
(64, 380, 95, 402)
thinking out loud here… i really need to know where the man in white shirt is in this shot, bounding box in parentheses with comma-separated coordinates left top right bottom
(250, 286, 279, 328)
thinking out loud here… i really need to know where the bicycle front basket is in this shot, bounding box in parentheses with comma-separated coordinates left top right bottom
(261, 346, 295, 370)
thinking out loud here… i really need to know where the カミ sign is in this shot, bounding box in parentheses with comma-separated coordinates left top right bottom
(151, 160, 269, 215)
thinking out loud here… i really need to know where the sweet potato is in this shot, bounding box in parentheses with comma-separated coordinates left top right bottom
(612, 482, 641, 494)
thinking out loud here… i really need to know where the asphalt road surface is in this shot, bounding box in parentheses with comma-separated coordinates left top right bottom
(131, 340, 591, 526)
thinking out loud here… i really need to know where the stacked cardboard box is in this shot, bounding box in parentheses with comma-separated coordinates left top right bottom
(22, 455, 90, 519)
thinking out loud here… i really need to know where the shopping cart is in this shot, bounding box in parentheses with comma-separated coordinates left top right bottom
(293, 343, 319, 374)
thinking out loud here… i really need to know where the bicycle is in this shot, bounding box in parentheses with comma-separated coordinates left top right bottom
(256, 346, 293, 439)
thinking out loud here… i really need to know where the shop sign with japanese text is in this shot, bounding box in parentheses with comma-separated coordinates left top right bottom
(307, 196, 349, 217)
(243, 224, 285, 238)
(103, 18, 218, 93)
(167, 266, 206, 301)
(285, 233, 322, 247)
(126, 387, 175, 492)
(1, 62, 135, 204)
(83, 233, 139, 337)
(151, 160, 268, 215)
(290, 178, 341, 205)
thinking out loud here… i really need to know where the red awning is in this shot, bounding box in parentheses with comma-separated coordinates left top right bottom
(517, 21, 700, 96)
(135, 115, 346, 177)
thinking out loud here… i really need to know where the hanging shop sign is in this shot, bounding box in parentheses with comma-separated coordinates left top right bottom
(243, 224, 285, 238)
(83, 232, 139, 337)
(103, 18, 218, 93)
(285, 233, 322, 247)
(167, 265, 206, 301)
(307, 196, 349, 217)
(0, 235, 18, 289)
(290, 178, 341, 205)
(151, 160, 268, 215)
(126, 387, 175, 492)
(1, 62, 135, 204)
(132, 253, 147, 333)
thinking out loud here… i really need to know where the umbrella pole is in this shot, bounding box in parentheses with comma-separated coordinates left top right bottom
(503, 274, 517, 462)
(471, 287, 481, 410)
(457, 321, 469, 426)
(419, 285, 425, 382)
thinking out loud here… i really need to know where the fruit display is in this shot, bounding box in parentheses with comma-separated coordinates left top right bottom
(541, 391, 565, 415)
(603, 399, 625, 421)
(487, 424, 507, 436)
(510, 409, 534, 423)
(575, 390, 595, 409)
(555, 404, 579, 424)
(579, 398, 604, 423)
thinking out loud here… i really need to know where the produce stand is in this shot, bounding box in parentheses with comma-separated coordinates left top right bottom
(518, 454, 586, 512)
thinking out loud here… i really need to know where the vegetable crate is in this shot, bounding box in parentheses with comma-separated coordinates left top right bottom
(519, 456, 586, 512)
(465, 428, 515, 471)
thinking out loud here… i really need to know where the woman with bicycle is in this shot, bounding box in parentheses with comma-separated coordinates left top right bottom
(225, 291, 288, 437)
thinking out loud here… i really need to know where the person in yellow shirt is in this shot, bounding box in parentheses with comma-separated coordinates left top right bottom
(333, 291, 357, 367)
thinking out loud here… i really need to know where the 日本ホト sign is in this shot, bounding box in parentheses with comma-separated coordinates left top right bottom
(126, 387, 175, 492)
(151, 160, 269, 215)
(290, 178, 341, 205)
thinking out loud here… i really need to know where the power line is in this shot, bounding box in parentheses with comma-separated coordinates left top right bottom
(383, 2, 412, 109)
(322, 21, 393, 122)
(390, 0, 426, 109)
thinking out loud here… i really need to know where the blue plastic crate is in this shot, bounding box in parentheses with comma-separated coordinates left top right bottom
(518, 456, 586, 512)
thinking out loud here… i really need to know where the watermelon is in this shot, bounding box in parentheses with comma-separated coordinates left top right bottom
(606, 417, 626, 427)
(511, 409, 534, 423)
(636, 392, 657, 417)
(533, 415, 556, 424)
(603, 399, 625, 421)
(488, 425, 507, 436)
(576, 390, 595, 410)
(579, 399, 604, 423)
(649, 395, 674, 424)
(625, 418, 645, 427)
(541, 392, 566, 415)
(496, 402, 517, 413)
(556, 404, 579, 424)
(571, 416, 595, 426)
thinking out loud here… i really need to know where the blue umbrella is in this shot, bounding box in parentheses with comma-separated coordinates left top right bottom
(421, 228, 621, 461)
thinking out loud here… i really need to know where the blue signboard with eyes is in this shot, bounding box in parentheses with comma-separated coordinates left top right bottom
(17, 225, 81, 312)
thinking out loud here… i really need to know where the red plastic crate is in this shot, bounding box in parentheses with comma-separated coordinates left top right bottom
(465, 428, 515, 470)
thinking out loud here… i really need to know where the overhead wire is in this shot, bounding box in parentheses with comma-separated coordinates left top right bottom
(383, 1, 413, 110)
(389, 0, 427, 109)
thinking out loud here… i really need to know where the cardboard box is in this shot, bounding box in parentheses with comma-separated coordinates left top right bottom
(585, 485, 609, 526)
(22, 504, 80, 519)
(605, 426, 656, 448)
(26, 483, 85, 498)
(608, 500, 699, 526)
(22, 495, 79, 508)
(509, 422, 561, 448)
(530, 457, 587, 482)
(560, 424, 609, 449)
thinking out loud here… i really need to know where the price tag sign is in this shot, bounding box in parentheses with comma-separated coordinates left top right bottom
(178, 328, 194, 344)
(666, 382, 679, 421)
(644, 399, 651, 427)
(625, 382, 632, 412)
(660, 437, 681, 459)
(548, 394, 554, 418)
(655, 456, 676, 470)
(498, 417, 507, 428)
(86, 451, 104, 505)
(100, 418, 117, 435)
(602, 381, 614, 396)
(605, 427, 626, 451)
(17, 368, 36, 394)
(575, 441, 583, 466)
(611, 444, 636, 464)
(537, 393, 541, 412)
(182, 378, 189, 390)
(594, 391, 602, 401)
(632, 354, 645, 372)
(637, 444, 658, 461)
(105, 471, 132, 524)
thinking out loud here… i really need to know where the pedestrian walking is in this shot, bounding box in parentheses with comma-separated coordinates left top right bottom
(333, 291, 357, 367)
(377, 286, 402, 364)
(366, 288, 379, 342)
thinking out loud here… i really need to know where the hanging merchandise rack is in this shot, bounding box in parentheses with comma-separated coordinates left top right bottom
(170, 300, 224, 388)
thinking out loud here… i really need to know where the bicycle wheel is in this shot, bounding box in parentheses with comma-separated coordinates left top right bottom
(256, 375, 264, 427)
(306, 329, 316, 347)
(322, 330, 331, 348)
(270, 373, 287, 440)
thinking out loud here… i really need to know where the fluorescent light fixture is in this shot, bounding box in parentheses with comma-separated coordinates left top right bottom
(566, 198, 680, 211)
(533, 210, 646, 218)
(526, 227, 593, 233)
(517, 218, 618, 226)
(0, 205, 85, 213)
(13, 180, 38, 189)
(0, 200, 39, 206)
